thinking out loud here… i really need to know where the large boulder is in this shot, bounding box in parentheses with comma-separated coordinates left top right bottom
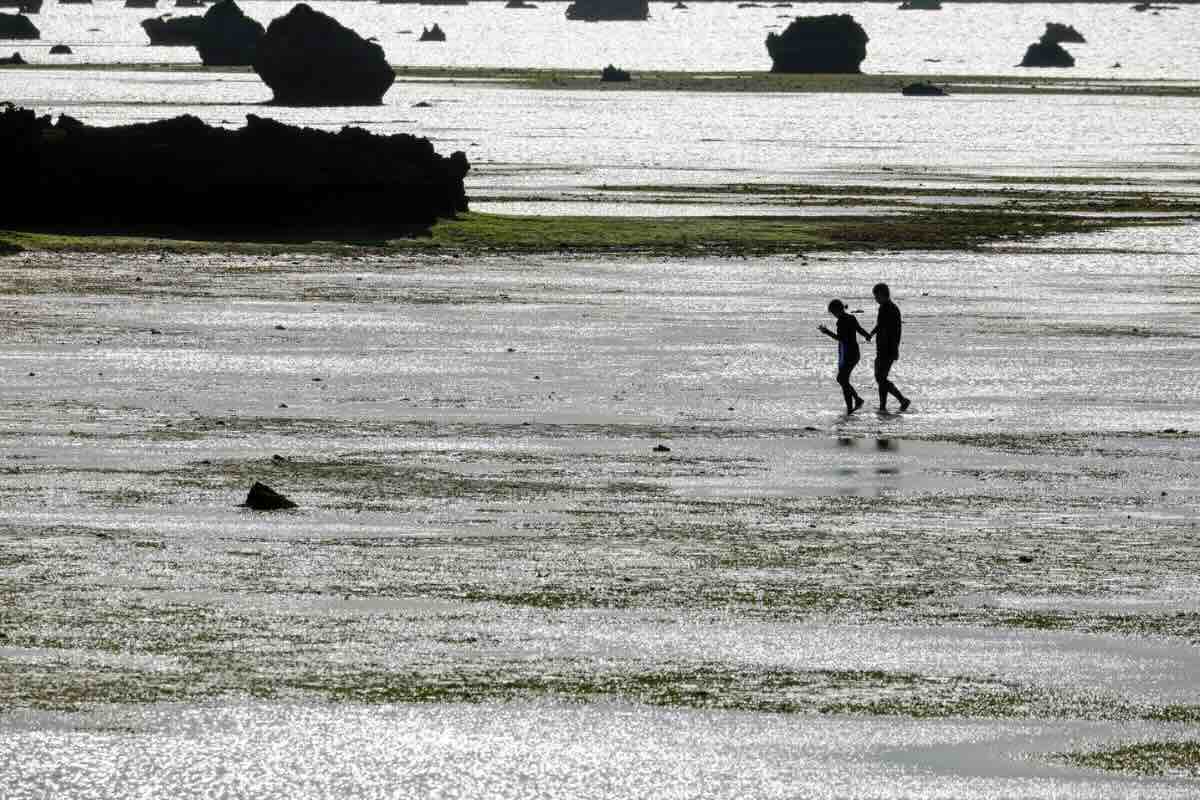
(1041, 22, 1085, 44)
(766, 14, 867, 73)
(0, 103, 470, 230)
(254, 4, 394, 106)
(565, 0, 648, 21)
(195, 0, 263, 66)
(418, 23, 445, 41)
(1019, 40, 1074, 67)
(141, 13, 205, 45)
(0, 50, 25, 62)
(0, 12, 38, 39)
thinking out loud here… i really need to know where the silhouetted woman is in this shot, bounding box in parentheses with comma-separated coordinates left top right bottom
(818, 299, 871, 413)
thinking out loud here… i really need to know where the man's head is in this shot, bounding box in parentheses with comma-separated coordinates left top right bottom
(872, 282, 890, 303)
(827, 299, 845, 316)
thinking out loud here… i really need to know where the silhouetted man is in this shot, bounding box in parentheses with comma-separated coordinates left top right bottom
(870, 282, 910, 413)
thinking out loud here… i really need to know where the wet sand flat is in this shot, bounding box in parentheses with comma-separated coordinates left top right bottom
(0, 221, 1198, 795)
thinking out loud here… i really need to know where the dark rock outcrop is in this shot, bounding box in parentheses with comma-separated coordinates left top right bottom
(766, 14, 867, 74)
(901, 81, 945, 96)
(1019, 39, 1074, 67)
(898, 0, 940, 8)
(48, 42, 69, 53)
(418, 23, 445, 41)
(254, 4, 394, 106)
(141, 13, 205, 45)
(242, 482, 296, 510)
(175, 0, 206, 6)
(504, 0, 536, 7)
(1041, 22, 1084, 43)
(195, 0, 263, 66)
(565, 0, 647, 22)
(672, 1, 687, 7)
(0, 12, 38, 39)
(125, 0, 157, 8)
(0, 49, 24, 62)
(600, 63, 630, 81)
(1, 103, 469, 230)
(58, 0, 91, 4)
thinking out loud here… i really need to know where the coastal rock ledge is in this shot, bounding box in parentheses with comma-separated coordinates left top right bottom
(1, 103, 469, 229)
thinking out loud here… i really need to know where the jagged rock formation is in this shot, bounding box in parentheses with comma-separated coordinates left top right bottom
(600, 63, 630, 81)
(141, 13, 205, 45)
(1, 103, 470, 230)
(194, 0, 263, 66)
(766, 14, 868, 73)
(0, 12, 38, 39)
(901, 81, 946, 96)
(1041, 22, 1085, 43)
(0, 49, 24, 62)
(565, 0, 647, 22)
(418, 23, 445, 40)
(254, 4, 394, 106)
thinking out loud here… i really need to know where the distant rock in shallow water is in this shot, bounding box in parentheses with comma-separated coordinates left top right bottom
(194, 0, 263, 66)
(2, 103, 469, 229)
(565, 0, 647, 21)
(672, 1, 686, 7)
(766, 14, 867, 74)
(254, 4, 395, 106)
(600, 63, 630, 81)
(897, 0, 940, 8)
(175, 0, 206, 6)
(242, 482, 297, 510)
(0, 49, 24, 62)
(901, 81, 945, 96)
(418, 23, 445, 40)
(1019, 39, 1074, 67)
(1041, 22, 1084, 43)
(504, 0, 536, 7)
(48, 41, 69, 52)
(141, 13, 204, 45)
(125, 0, 158, 8)
(0, 12, 39, 39)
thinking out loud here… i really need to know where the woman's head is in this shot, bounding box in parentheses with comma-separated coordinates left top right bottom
(827, 299, 845, 316)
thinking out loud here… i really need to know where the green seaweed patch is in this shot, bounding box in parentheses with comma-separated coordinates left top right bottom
(1055, 741, 1200, 778)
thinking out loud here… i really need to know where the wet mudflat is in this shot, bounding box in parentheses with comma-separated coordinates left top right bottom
(0, 220, 1197, 796)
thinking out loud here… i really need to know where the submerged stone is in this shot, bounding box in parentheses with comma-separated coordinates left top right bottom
(243, 481, 297, 510)
(565, 0, 648, 21)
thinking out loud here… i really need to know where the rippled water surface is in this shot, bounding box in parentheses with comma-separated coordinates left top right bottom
(13, 0, 1200, 77)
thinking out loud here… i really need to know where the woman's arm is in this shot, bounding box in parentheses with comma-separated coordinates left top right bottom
(817, 325, 837, 340)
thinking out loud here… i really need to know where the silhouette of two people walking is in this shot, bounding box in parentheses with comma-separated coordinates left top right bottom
(818, 282, 910, 414)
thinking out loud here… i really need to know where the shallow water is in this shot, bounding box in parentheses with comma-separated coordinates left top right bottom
(4, 701, 1200, 799)
(15, 0, 1200, 78)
